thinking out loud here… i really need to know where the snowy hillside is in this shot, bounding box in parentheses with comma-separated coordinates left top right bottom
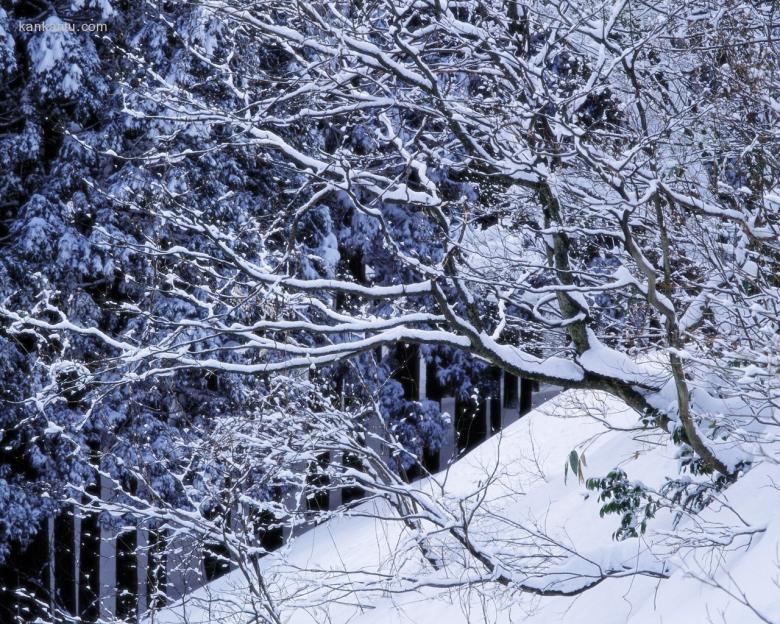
(155, 392, 780, 624)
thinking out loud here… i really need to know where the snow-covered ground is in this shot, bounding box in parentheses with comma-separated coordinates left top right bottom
(153, 391, 780, 624)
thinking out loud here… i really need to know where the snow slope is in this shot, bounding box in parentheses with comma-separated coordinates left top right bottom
(153, 391, 780, 624)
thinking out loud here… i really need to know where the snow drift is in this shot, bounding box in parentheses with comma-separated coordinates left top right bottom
(153, 391, 780, 624)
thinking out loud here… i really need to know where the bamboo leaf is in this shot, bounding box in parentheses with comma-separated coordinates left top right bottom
(569, 450, 579, 476)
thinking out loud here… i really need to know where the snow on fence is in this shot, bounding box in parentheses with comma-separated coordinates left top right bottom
(2, 348, 555, 623)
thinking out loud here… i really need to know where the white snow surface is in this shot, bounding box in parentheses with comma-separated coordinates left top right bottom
(154, 391, 780, 624)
